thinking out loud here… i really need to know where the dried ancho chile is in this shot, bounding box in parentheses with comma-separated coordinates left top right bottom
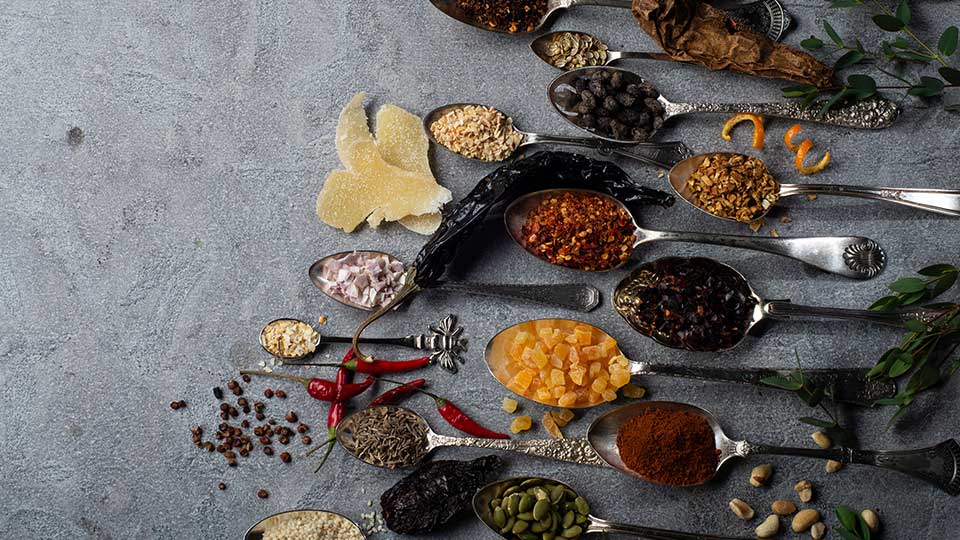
(380, 455, 504, 534)
(613, 257, 757, 351)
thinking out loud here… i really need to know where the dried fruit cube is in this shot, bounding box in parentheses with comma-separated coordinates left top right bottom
(508, 342, 525, 360)
(552, 386, 567, 398)
(588, 362, 602, 377)
(601, 389, 618, 402)
(621, 384, 646, 399)
(513, 331, 533, 346)
(591, 378, 608, 394)
(510, 415, 532, 434)
(600, 336, 618, 355)
(551, 409, 575, 427)
(554, 343, 570, 362)
(550, 369, 566, 388)
(502, 397, 519, 413)
(535, 387, 554, 403)
(542, 412, 564, 439)
(582, 345, 602, 361)
(549, 353, 564, 369)
(574, 328, 592, 346)
(609, 369, 631, 388)
(568, 364, 586, 386)
(568, 346, 580, 365)
(557, 391, 578, 408)
(532, 347, 550, 369)
(510, 369, 536, 393)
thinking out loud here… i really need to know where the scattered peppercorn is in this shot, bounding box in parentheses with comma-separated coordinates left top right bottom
(301, 436, 312, 445)
(297, 423, 309, 434)
(242, 374, 251, 383)
(285, 411, 298, 423)
(218, 482, 226, 490)
(275, 389, 286, 399)
(264, 388, 274, 398)
(170, 400, 186, 410)
(280, 452, 292, 463)
(264, 446, 274, 456)
(257, 489, 269, 499)
(213, 387, 223, 400)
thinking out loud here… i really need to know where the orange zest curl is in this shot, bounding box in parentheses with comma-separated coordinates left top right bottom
(721, 113, 765, 149)
(783, 124, 802, 152)
(794, 139, 831, 175)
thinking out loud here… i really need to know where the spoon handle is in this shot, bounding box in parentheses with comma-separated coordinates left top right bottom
(607, 51, 675, 62)
(429, 433, 608, 467)
(740, 440, 960, 495)
(588, 517, 752, 540)
(643, 230, 886, 279)
(434, 281, 600, 312)
(762, 301, 954, 328)
(665, 97, 900, 129)
(780, 183, 960, 216)
(571, 0, 632, 7)
(524, 133, 691, 169)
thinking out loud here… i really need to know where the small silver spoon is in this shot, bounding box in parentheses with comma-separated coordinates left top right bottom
(423, 103, 691, 169)
(531, 31, 672, 71)
(670, 152, 960, 219)
(244, 509, 366, 540)
(614, 256, 955, 352)
(504, 188, 887, 279)
(483, 318, 895, 408)
(589, 401, 960, 494)
(474, 476, 752, 540)
(549, 67, 900, 142)
(311, 250, 601, 313)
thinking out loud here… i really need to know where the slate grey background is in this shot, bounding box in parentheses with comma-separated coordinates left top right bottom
(2, 1, 959, 539)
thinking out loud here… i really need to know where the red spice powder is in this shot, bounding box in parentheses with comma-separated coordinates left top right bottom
(616, 408, 720, 486)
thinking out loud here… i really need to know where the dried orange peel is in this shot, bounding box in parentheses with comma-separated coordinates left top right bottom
(783, 124, 802, 152)
(795, 139, 831, 175)
(721, 113, 765, 149)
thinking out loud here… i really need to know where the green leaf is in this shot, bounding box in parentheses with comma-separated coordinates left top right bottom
(799, 417, 836, 429)
(869, 295, 901, 311)
(835, 50, 866, 70)
(838, 530, 863, 540)
(873, 14, 905, 32)
(940, 26, 959, 56)
(892, 36, 912, 49)
(889, 277, 927, 293)
(905, 319, 928, 333)
(783, 84, 819, 98)
(802, 37, 826, 50)
(818, 89, 850, 117)
(858, 515, 873, 540)
(824, 20, 844, 47)
(895, 50, 935, 63)
(830, 0, 861, 6)
(909, 76, 945, 97)
(872, 396, 903, 406)
(836, 506, 859, 532)
(900, 290, 928, 306)
(761, 374, 803, 391)
(847, 74, 877, 98)
(919, 264, 958, 277)
(895, 0, 910, 25)
(939, 67, 960, 85)
(931, 272, 958, 298)
(888, 355, 914, 377)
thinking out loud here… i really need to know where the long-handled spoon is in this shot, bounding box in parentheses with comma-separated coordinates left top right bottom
(670, 153, 960, 219)
(244, 510, 366, 540)
(423, 103, 692, 169)
(549, 67, 900, 139)
(589, 401, 960, 495)
(614, 256, 956, 352)
(504, 188, 887, 279)
(475, 477, 753, 540)
(310, 250, 601, 313)
(483, 319, 896, 408)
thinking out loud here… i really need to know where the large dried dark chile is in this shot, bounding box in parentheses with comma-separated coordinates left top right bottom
(380, 455, 504, 534)
(613, 257, 757, 352)
(412, 151, 675, 287)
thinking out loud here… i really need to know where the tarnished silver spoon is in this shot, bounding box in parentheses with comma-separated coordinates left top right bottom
(590, 401, 960, 494)
(423, 103, 692, 169)
(669, 152, 960, 220)
(244, 509, 366, 540)
(504, 188, 887, 279)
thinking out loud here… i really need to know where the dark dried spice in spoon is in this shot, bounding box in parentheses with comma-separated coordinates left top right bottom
(456, 0, 548, 33)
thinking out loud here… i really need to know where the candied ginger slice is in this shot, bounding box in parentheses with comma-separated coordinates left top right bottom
(399, 213, 442, 234)
(316, 170, 373, 232)
(336, 92, 375, 170)
(375, 104, 431, 175)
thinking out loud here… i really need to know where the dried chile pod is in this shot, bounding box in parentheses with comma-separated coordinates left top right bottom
(380, 455, 505, 534)
(412, 151, 674, 287)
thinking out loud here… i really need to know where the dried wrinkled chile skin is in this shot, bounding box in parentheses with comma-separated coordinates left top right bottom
(380, 455, 504, 534)
(413, 151, 675, 287)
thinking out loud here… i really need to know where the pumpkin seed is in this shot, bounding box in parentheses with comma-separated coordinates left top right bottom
(533, 499, 551, 520)
(517, 512, 534, 521)
(501, 517, 516, 534)
(520, 533, 538, 540)
(520, 494, 534, 513)
(508, 494, 520, 516)
(550, 485, 565, 503)
(543, 532, 555, 540)
(562, 525, 583, 538)
(513, 520, 530, 534)
(574, 496, 590, 515)
(494, 507, 507, 528)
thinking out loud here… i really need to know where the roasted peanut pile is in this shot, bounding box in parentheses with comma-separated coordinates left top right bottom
(686, 154, 779, 223)
(429, 105, 523, 162)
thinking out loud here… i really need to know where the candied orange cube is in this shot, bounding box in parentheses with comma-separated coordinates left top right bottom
(564, 332, 578, 345)
(510, 369, 536, 393)
(591, 378, 608, 394)
(600, 336, 619, 355)
(552, 408, 575, 427)
(601, 389, 618, 402)
(582, 345, 602, 361)
(510, 415, 532, 433)
(538, 328, 561, 350)
(542, 412, 564, 439)
(610, 370, 631, 388)
(513, 330, 533, 346)
(549, 353, 564, 369)
(535, 387, 553, 403)
(557, 391, 578, 408)
(531, 346, 549, 369)
(549, 369, 566, 387)
(509, 341, 525, 360)
(551, 342, 568, 361)
(569, 364, 586, 386)
(534, 320, 554, 332)
(552, 386, 566, 398)
(588, 391, 603, 403)
(589, 361, 602, 377)
(574, 328, 592, 346)
(502, 397, 519, 413)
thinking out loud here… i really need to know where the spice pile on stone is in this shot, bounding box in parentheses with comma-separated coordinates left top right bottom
(616, 407, 720, 486)
(261, 319, 319, 358)
(429, 105, 523, 162)
(260, 511, 364, 540)
(686, 154, 780, 222)
(520, 191, 636, 271)
(543, 32, 609, 70)
(318, 251, 406, 309)
(555, 68, 664, 141)
(455, 0, 548, 33)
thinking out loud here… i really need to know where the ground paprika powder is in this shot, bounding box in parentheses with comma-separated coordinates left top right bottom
(616, 407, 720, 486)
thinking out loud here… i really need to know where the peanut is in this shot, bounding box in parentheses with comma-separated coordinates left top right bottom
(750, 463, 773, 487)
(728, 498, 755, 520)
(861, 509, 880, 532)
(794, 480, 814, 502)
(755, 515, 780, 538)
(811, 431, 832, 449)
(792, 509, 821, 532)
(771, 499, 797, 515)
(810, 521, 826, 539)
(825, 459, 843, 473)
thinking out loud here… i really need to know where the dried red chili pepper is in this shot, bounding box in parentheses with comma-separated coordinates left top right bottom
(240, 371, 373, 402)
(313, 348, 357, 471)
(368, 379, 427, 407)
(296, 356, 431, 374)
(433, 397, 509, 439)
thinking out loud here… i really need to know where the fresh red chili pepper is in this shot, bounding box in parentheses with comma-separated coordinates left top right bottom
(240, 370, 372, 402)
(433, 396, 509, 439)
(293, 356, 431, 374)
(368, 379, 427, 407)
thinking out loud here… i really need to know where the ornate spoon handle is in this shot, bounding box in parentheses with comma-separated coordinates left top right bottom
(588, 516, 753, 540)
(640, 230, 885, 279)
(780, 183, 960, 217)
(434, 281, 600, 312)
(664, 97, 900, 129)
(740, 439, 960, 495)
(427, 433, 608, 467)
(762, 301, 955, 328)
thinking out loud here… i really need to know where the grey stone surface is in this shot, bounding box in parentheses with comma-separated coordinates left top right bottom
(2, 1, 959, 539)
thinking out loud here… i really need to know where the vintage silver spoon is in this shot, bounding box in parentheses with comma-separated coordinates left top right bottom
(475, 477, 753, 540)
(423, 103, 692, 169)
(614, 256, 955, 352)
(504, 188, 887, 279)
(430, 0, 790, 40)
(310, 250, 601, 313)
(483, 319, 895, 408)
(244, 509, 366, 540)
(590, 401, 960, 494)
(670, 152, 960, 219)
(549, 67, 900, 142)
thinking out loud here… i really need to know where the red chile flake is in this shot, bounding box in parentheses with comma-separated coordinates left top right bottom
(616, 408, 719, 486)
(520, 191, 636, 271)
(456, 0, 548, 33)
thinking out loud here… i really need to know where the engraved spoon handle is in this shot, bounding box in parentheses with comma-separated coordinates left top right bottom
(640, 229, 885, 279)
(428, 433, 608, 467)
(664, 97, 900, 129)
(435, 282, 600, 312)
(762, 301, 955, 328)
(780, 183, 960, 217)
(588, 516, 753, 540)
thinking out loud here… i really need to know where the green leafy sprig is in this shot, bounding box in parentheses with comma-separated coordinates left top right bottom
(835, 505, 875, 540)
(783, 0, 960, 114)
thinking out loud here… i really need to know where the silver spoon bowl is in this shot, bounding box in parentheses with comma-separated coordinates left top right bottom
(614, 256, 954, 352)
(670, 152, 960, 219)
(504, 188, 886, 279)
(589, 401, 960, 494)
(474, 476, 753, 540)
(548, 67, 900, 142)
(530, 31, 673, 71)
(423, 103, 691, 169)
(244, 509, 366, 540)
